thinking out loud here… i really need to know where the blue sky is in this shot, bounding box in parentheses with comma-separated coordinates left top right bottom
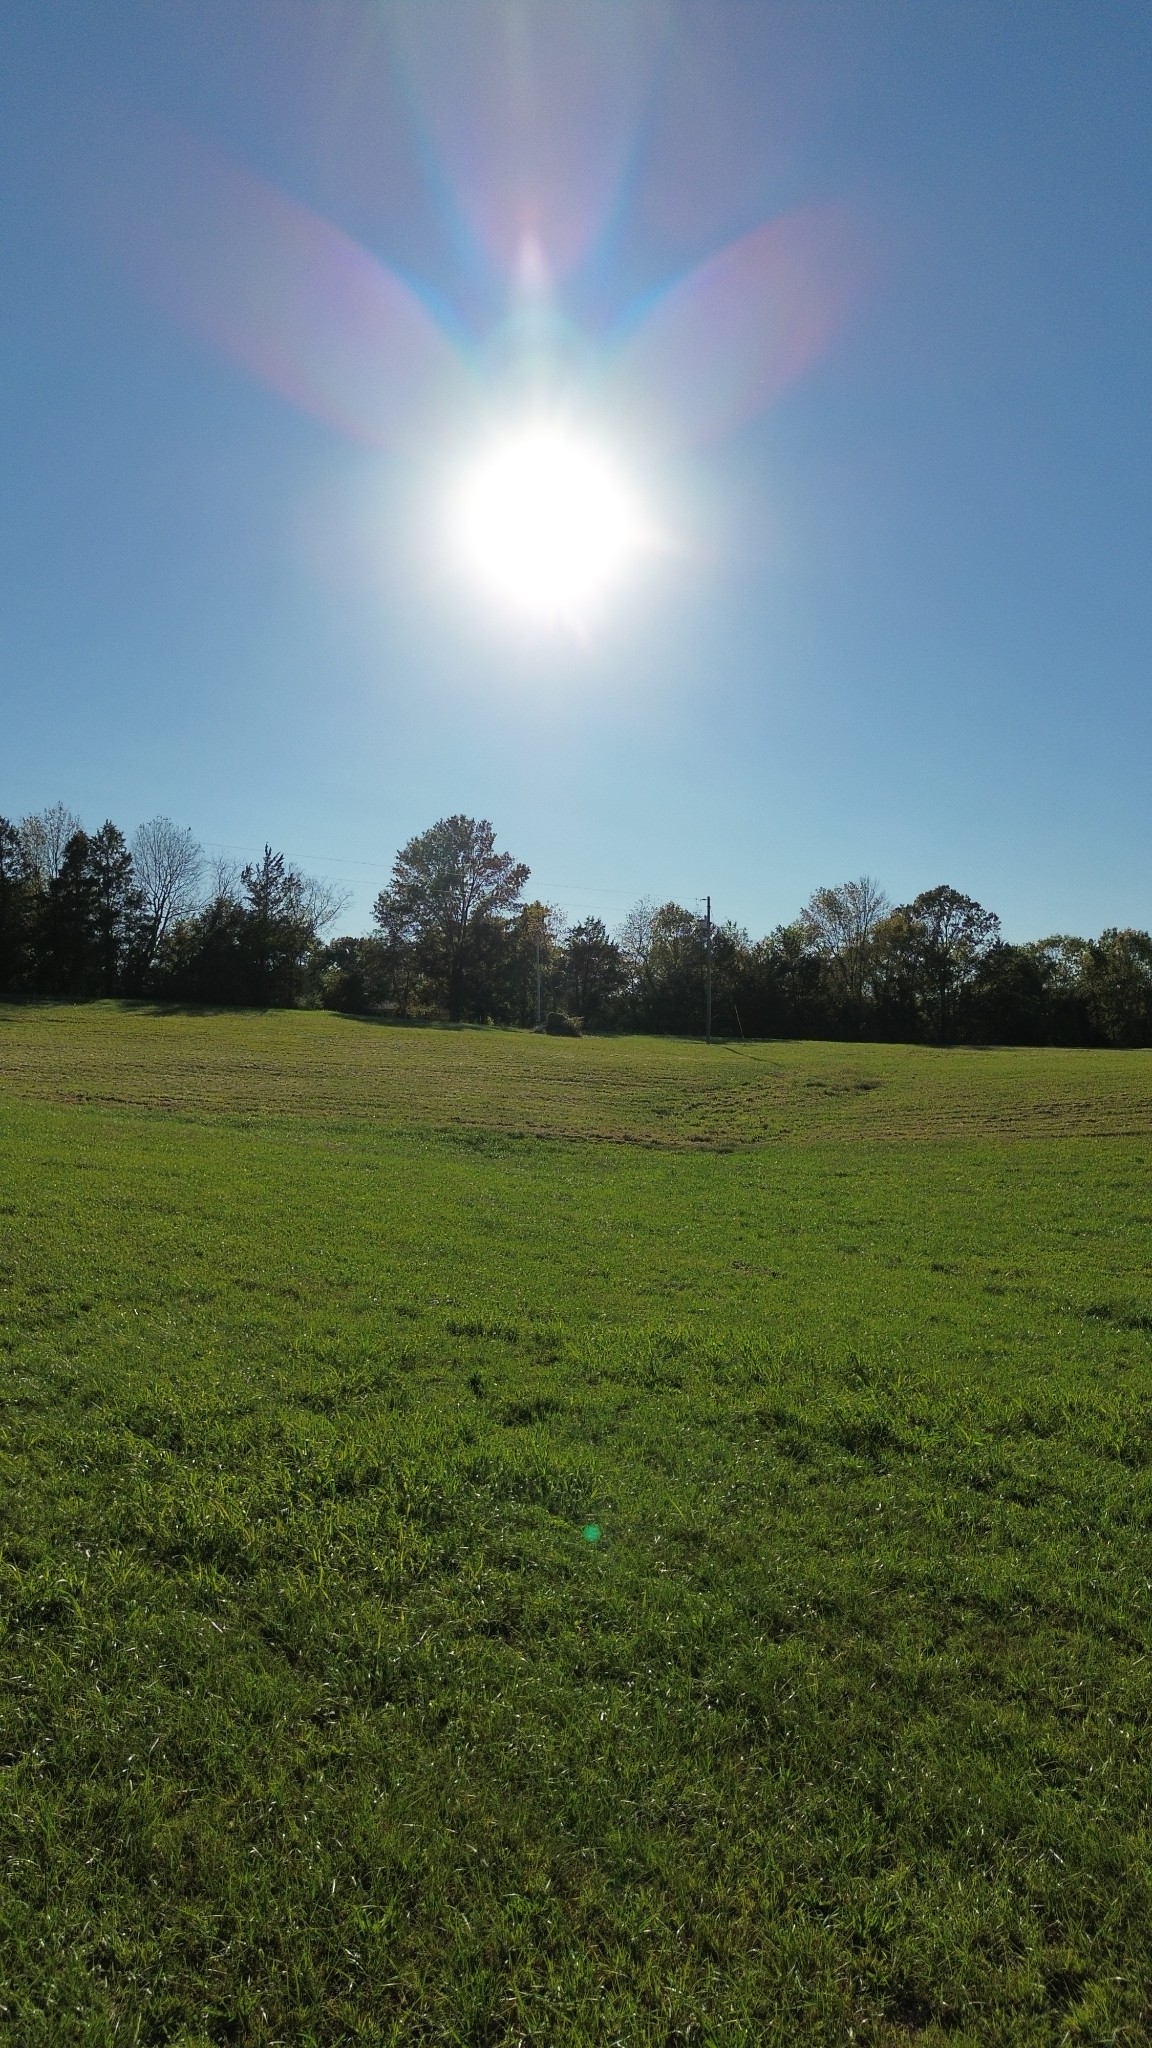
(2, 1, 1149, 940)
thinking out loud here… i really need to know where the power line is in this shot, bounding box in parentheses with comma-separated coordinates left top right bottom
(202, 839, 382, 870)
(204, 840, 675, 909)
(201, 839, 720, 943)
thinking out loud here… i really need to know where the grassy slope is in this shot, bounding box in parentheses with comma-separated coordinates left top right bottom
(1, 1004, 1151, 2045)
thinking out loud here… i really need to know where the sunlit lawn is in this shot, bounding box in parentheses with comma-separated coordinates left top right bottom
(2, 1003, 1151, 2044)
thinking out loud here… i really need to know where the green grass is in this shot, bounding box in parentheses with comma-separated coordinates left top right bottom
(2, 1004, 1152, 2045)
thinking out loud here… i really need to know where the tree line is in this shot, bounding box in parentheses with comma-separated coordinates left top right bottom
(0, 806, 345, 1007)
(3, 804, 1151, 1046)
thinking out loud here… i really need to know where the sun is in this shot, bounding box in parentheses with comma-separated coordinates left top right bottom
(449, 419, 653, 629)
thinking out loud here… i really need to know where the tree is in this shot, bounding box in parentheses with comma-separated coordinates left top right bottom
(156, 892, 250, 1005)
(617, 900, 700, 1031)
(33, 823, 143, 995)
(35, 830, 100, 993)
(876, 885, 1000, 1041)
(616, 898, 659, 1010)
(88, 821, 145, 993)
(132, 817, 204, 971)
(0, 817, 36, 992)
(315, 934, 390, 1014)
(18, 803, 82, 887)
(371, 892, 426, 1018)
(562, 917, 624, 1026)
(373, 816, 529, 1021)
(1025, 936, 1094, 1044)
(154, 847, 345, 1005)
(504, 901, 566, 1027)
(615, 899, 748, 1035)
(738, 923, 827, 1038)
(969, 941, 1051, 1044)
(1080, 929, 1152, 1047)
(239, 846, 331, 1005)
(800, 876, 890, 1032)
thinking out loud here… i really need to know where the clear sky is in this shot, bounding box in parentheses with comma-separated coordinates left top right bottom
(2, 1, 1149, 941)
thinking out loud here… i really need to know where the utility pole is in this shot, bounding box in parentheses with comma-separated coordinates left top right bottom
(705, 894, 713, 1044)
(535, 934, 543, 1028)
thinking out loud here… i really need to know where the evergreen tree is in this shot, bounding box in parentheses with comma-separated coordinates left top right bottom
(88, 822, 145, 993)
(0, 817, 35, 992)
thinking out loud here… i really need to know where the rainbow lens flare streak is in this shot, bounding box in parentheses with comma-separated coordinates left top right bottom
(107, 73, 863, 632)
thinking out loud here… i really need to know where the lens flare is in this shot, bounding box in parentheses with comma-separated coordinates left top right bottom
(450, 420, 653, 630)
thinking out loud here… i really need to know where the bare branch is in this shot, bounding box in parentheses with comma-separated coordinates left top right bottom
(132, 818, 204, 960)
(18, 802, 83, 885)
(297, 874, 351, 933)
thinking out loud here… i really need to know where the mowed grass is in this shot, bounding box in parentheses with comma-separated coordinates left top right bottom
(2, 1007, 1152, 2045)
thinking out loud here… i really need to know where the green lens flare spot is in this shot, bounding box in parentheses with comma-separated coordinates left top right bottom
(582, 1523, 601, 1543)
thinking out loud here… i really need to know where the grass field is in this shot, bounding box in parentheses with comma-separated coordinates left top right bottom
(2, 1003, 1152, 2045)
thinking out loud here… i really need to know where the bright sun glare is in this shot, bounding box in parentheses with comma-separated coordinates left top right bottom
(450, 420, 652, 630)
